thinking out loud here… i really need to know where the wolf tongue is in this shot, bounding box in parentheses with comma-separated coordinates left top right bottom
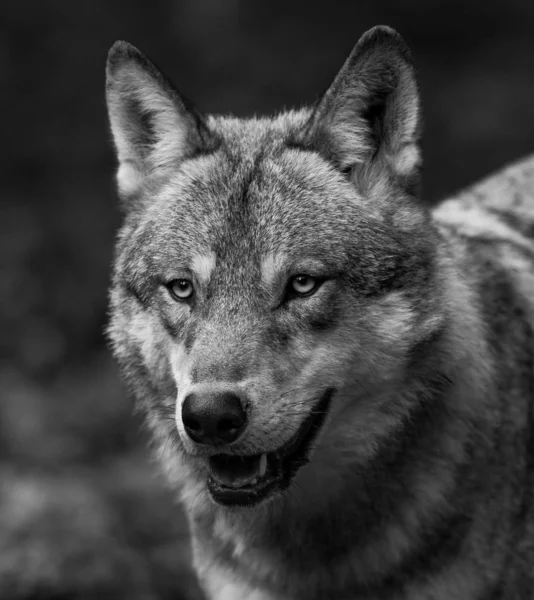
(209, 454, 262, 488)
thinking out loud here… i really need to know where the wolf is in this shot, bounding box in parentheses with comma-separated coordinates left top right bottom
(105, 25, 534, 600)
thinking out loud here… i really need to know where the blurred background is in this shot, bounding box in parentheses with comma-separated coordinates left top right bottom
(2, 1, 534, 598)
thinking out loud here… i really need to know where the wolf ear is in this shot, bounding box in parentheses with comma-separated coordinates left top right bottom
(106, 41, 217, 199)
(301, 26, 421, 194)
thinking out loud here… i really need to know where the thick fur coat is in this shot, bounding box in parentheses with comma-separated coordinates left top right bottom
(106, 26, 534, 599)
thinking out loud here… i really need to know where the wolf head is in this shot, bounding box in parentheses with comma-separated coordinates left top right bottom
(106, 26, 444, 510)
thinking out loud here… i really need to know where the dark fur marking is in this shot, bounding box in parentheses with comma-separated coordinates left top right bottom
(485, 206, 534, 242)
(262, 325, 290, 350)
(407, 322, 448, 366)
(345, 243, 432, 298)
(397, 164, 422, 197)
(306, 296, 340, 332)
(211, 148, 267, 265)
(307, 312, 338, 332)
(159, 314, 185, 341)
(351, 508, 473, 597)
(121, 277, 151, 308)
(124, 95, 157, 157)
(182, 323, 197, 352)
(357, 374, 454, 529)
(470, 240, 534, 593)
(264, 361, 459, 572)
(362, 86, 391, 162)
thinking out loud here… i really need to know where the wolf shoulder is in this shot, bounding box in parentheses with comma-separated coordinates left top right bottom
(431, 154, 534, 361)
(431, 154, 534, 247)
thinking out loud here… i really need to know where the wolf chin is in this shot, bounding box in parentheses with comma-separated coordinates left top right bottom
(106, 26, 534, 600)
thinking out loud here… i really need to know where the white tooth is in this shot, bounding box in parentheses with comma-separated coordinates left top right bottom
(259, 453, 267, 477)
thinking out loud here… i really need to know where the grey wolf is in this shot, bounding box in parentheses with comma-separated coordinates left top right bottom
(105, 25, 534, 599)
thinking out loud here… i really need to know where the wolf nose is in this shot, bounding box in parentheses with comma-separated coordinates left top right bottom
(182, 392, 247, 446)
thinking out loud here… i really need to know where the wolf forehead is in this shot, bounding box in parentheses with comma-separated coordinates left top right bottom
(119, 113, 407, 278)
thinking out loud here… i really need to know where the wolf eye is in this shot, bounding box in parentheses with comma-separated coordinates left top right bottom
(289, 274, 319, 296)
(167, 278, 194, 301)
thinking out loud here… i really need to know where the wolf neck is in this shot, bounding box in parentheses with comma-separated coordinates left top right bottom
(196, 253, 493, 592)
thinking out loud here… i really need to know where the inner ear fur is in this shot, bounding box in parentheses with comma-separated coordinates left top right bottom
(298, 25, 421, 194)
(105, 41, 218, 200)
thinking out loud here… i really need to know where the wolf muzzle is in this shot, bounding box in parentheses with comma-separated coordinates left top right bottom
(181, 390, 247, 446)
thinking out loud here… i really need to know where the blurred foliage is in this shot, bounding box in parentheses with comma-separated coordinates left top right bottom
(2, 0, 534, 597)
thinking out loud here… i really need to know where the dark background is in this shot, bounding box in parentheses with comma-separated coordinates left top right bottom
(2, 1, 534, 598)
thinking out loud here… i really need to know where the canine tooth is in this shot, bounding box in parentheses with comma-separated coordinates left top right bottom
(259, 454, 267, 477)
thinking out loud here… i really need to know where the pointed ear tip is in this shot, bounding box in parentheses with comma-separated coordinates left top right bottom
(106, 40, 143, 75)
(358, 25, 412, 61)
(365, 24, 400, 37)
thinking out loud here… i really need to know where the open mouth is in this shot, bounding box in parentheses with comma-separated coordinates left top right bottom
(206, 388, 334, 508)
